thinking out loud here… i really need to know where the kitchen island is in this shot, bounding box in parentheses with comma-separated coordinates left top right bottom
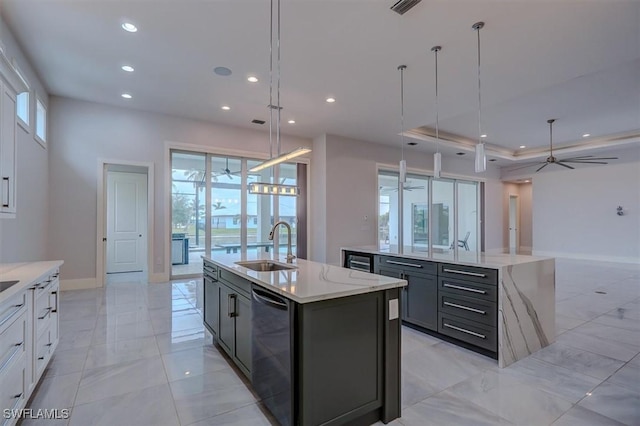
(342, 246, 555, 368)
(202, 254, 407, 426)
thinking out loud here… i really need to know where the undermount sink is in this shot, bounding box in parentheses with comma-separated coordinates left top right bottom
(235, 260, 297, 272)
(0, 280, 20, 292)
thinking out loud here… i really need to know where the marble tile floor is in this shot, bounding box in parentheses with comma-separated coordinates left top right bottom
(20, 258, 640, 425)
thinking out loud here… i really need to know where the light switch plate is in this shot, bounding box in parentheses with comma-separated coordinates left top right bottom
(389, 298, 399, 320)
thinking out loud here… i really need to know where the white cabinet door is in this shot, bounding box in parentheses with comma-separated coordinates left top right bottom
(0, 82, 17, 216)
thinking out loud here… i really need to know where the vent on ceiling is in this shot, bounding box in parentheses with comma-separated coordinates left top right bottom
(252, 119, 266, 125)
(390, 0, 422, 15)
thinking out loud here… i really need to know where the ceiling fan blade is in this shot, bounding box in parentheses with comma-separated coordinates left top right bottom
(555, 162, 575, 170)
(562, 160, 609, 165)
(536, 163, 549, 172)
(508, 162, 545, 172)
(563, 156, 618, 161)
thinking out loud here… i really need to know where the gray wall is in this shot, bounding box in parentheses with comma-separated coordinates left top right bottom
(532, 161, 640, 263)
(0, 15, 49, 263)
(49, 96, 312, 281)
(518, 182, 533, 251)
(310, 134, 505, 265)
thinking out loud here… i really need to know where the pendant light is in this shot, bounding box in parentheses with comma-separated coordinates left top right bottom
(472, 21, 486, 173)
(398, 65, 407, 184)
(431, 45, 442, 178)
(248, 0, 310, 196)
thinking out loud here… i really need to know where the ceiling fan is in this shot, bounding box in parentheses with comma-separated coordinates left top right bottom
(380, 181, 425, 192)
(219, 158, 240, 179)
(510, 119, 618, 172)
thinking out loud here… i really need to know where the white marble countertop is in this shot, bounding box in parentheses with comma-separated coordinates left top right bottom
(0, 261, 64, 304)
(342, 245, 553, 269)
(202, 253, 406, 304)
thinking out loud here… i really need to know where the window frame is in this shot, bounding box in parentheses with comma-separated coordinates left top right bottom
(35, 96, 47, 148)
(11, 60, 30, 132)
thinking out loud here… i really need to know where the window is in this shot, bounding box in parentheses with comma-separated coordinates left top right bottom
(378, 169, 481, 254)
(12, 60, 30, 129)
(35, 98, 47, 146)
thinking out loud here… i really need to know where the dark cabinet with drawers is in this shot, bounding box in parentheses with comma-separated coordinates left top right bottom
(376, 256, 438, 332)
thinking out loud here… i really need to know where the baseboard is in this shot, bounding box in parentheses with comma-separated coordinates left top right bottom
(60, 277, 98, 291)
(149, 272, 169, 283)
(532, 250, 640, 265)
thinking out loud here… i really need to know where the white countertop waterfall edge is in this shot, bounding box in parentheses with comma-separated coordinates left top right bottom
(0, 261, 64, 303)
(498, 258, 556, 368)
(203, 254, 406, 304)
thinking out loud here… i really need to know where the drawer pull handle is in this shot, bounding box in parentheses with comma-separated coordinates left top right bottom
(52, 291, 58, 313)
(443, 268, 486, 278)
(0, 303, 24, 328)
(444, 301, 486, 315)
(38, 356, 45, 360)
(443, 283, 486, 294)
(46, 343, 53, 347)
(228, 294, 237, 318)
(38, 308, 52, 320)
(443, 323, 486, 339)
(13, 393, 22, 399)
(0, 342, 24, 371)
(386, 260, 423, 268)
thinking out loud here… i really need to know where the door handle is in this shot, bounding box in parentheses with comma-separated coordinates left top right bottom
(2, 177, 9, 208)
(139, 234, 142, 237)
(228, 294, 237, 317)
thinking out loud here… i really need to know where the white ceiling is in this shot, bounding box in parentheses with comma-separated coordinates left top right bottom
(2, 0, 639, 164)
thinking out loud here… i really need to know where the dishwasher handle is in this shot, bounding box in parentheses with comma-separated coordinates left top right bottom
(252, 288, 288, 311)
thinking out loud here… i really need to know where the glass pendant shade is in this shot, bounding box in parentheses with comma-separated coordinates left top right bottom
(399, 159, 407, 183)
(248, 182, 299, 196)
(475, 142, 486, 172)
(249, 147, 311, 172)
(433, 152, 442, 178)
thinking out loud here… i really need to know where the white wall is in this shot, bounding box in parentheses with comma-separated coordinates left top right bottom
(310, 134, 504, 265)
(49, 96, 311, 282)
(532, 161, 640, 263)
(0, 15, 49, 263)
(519, 182, 533, 251)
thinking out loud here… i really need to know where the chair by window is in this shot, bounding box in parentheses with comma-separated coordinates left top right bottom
(450, 231, 470, 251)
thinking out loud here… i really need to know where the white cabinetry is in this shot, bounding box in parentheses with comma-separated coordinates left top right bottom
(0, 50, 28, 218)
(0, 264, 60, 426)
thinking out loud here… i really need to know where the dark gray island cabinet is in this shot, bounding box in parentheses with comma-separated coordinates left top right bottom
(343, 247, 556, 368)
(203, 256, 406, 426)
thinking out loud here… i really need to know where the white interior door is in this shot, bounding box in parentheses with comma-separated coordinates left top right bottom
(509, 195, 519, 251)
(107, 172, 147, 273)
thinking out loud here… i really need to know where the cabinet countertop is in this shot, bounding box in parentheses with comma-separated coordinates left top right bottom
(342, 246, 553, 269)
(0, 261, 64, 304)
(203, 254, 406, 304)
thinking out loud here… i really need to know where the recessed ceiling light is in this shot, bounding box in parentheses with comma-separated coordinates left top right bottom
(519, 145, 526, 149)
(456, 152, 465, 156)
(582, 133, 590, 138)
(247, 76, 259, 83)
(288, 119, 295, 124)
(121, 22, 138, 33)
(121, 93, 132, 99)
(214, 67, 232, 76)
(480, 134, 487, 138)
(121, 65, 134, 72)
(221, 105, 231, 111)
(326, 97, 336, 103)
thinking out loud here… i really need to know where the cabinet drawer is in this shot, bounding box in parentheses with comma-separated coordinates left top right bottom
(219, 269, 251, 297)
(438, 313, 497, 353)
(0, 352, 26, 423)
(378, 256, 437, 275)
(438, 263, 497, 285)
(438, 276, 497, 302)
(35, 327, 53, 377)
(35, 290, 53, 338)
(203, 261, 218, 280)
(0, 310, 26, 375)
(0, 292, 26, 332)
(438, 292, 497, 327)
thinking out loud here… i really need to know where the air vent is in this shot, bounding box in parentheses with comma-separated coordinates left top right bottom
(252, 119, 266, 125)
(390, 0, 422, 15)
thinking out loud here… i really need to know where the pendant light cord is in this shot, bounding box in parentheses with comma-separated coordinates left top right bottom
(399, 65, 405, 161)
(433, 47, 440, 153)
(276, 0, 281, 159)
(549, 119, 554, 157)
(268, 0, 274, 161)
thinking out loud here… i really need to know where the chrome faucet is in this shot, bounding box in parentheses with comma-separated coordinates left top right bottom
(268, 220, 295, 263)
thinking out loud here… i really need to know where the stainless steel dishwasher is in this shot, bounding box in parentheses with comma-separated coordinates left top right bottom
(251, 285, 294, 426)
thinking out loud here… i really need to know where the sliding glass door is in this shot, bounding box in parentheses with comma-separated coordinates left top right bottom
(378, 169, 481, 255)
(171, 150, 306, 278)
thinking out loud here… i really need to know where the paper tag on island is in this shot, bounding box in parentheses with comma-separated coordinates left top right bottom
(389, 299, 399, 320)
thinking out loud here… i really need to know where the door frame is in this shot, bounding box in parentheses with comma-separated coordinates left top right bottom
(508, 194, 520, 252)
(96, 159, 155, 288)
